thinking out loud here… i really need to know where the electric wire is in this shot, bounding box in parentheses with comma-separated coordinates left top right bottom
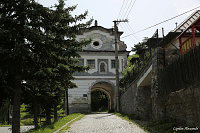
(121, 5, 200, 39)
(118, 0, 129, 19)
(122, 0, 134, 19)
(117, 0, 126, 19)
(125, 23, 139, 41)
(119, 24, 136, 45)
(124, 0, 137, 19)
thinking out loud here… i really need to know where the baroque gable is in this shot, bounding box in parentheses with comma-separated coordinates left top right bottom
(76, 25, 127, 51)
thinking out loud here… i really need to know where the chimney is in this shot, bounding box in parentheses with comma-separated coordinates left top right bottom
(94, 20, 98, 26)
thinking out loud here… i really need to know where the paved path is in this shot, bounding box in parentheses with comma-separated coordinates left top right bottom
(66, 113, 147, 133)
(0, 126, 34, 133)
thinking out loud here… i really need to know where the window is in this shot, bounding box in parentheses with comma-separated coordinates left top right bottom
(111, 60, 115, 68)
(122, 59, 124, 71)
(91, 39, 102, 49)
(83, 94, 87, 97)
(87, 59, 95, 69)
(99, 61, 107, 73)
(93, 41, 99, 47)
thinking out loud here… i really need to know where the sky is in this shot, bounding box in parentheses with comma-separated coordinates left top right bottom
(37, 0, 200, 52)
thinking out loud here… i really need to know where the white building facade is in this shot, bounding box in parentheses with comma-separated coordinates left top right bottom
(68, 22, 129, 113)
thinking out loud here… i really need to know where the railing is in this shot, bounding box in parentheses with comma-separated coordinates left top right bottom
(179, 25, 200, 54)
(120, 54, 154, 94)
(159, 45, 200, 95)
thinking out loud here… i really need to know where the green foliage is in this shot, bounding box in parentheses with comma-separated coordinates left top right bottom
(132, 42, 148, 55)
(21, 118, 34, 126)
(59, 114, 85, 132)
(120, 45, 151, 92)
(0, 0, 92, 129)
(20, 104, 33, 119)
(20, 104, 33, 126)
(122, 54, 138, 77)
(91, 90, 108, 112)
(128, 54, 139, 61)
(0, 99, 10, 124)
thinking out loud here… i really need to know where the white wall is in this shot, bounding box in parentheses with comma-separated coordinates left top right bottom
(81, 54, 127, 73)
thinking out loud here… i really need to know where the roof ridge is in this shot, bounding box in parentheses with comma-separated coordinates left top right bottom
(173, 10, 200, 32)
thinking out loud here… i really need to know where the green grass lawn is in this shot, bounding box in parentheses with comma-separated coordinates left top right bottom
(0, 124, 11, 127)
(58, 114, 85, 133)
(20, 104, 34, 126)
(0, 104, 84, 133)
(0, 104, 33, 126)
(27, 113, 84, 133)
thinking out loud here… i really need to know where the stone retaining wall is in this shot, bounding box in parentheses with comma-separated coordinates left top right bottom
(120, 83, 151, 120)
(120, 83, 136, 115)
(120, 47, 200, 127)
(165, 85, 200, 127)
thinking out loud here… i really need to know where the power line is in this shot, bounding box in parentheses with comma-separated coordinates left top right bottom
(117, 0, 137, 20)
(117, 0, 126, 19)
(123, 0, 134, 19)
(118, 0, 129, 19)
(125, 23, 139, 41)
(119, 23, 138, 44)
(124, 0, 137, 19)
(122, 5, 200, 39)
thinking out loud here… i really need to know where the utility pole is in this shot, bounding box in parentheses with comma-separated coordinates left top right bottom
(113, 19, 128, 112)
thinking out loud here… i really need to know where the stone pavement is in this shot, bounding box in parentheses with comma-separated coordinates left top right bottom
(66, 113, 147, 133)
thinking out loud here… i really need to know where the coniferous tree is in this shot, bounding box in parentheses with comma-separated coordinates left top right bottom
(0, 0, 91, 131)
(1, 1, 37, 132)
(31, 0, 92, 124)
(1, 0, 52, 132)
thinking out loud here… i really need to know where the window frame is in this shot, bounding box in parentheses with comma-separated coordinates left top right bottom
(111, 59, 115, 69)
(87, 59, 95, 69)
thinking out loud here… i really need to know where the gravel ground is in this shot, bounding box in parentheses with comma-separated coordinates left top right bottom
(66, 113, 147, 133)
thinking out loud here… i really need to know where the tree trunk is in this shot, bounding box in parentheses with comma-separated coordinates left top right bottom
(54, 104, 58, 122)
(45, 107, 51, 125)
(65, 90, 69, 115)
(12, 77, 21, 133)
(33, 100, 39, 129)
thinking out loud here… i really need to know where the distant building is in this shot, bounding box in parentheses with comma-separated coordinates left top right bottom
(68, 21, 130, 113)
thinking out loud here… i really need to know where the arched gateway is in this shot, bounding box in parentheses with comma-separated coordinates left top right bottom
(67, 21, 129, 114)
(90, 81, 115, 111)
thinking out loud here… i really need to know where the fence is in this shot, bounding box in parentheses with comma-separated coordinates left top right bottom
(159, 45, 200, 95)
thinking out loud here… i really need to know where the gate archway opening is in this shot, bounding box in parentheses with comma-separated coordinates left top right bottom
(91, 89, 109, 112)
(90, 81, 114, 112)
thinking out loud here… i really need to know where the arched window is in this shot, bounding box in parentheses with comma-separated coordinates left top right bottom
(99, 61, 107, 74)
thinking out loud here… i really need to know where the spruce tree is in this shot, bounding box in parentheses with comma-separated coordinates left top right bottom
(0, 0, 91, 131)
(27, 0, 92, 124)
(0, 0, 51, 132)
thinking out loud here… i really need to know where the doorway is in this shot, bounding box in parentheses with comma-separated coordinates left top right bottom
(91, 90, 109, 112)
